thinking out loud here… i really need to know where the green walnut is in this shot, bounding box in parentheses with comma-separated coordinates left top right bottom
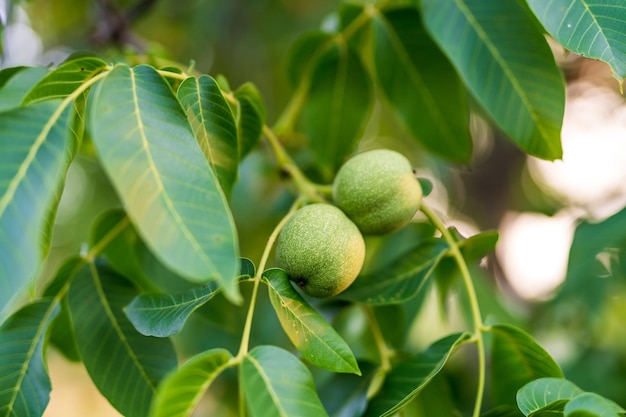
(275, 204, 365, 298)
(333, 149, 423, 235)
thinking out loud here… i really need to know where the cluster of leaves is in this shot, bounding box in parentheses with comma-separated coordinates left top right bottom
(1, 1, 625, 417)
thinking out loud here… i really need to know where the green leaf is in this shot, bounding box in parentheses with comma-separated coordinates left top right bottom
(301, 39, 373, 178)
(0, 299, 60, 417)
(516, 377, 584, 416)
(371, 6, 471, 162)
(150, 348, 234, 417)
(363, 332, 471, 417)
(125, 282, 220, 337)
(234, 82, 265, 160)
(481, 405, 524, 417)
(87, 64, 241, 303)
(67, 260, 178, 417)
(564, 392, 626, 417)
(125, 258, 254, 337)
(556, 206, 626, 310)
(22, 56, 109, 104)
(319, 363, 377, 417)
(340, 239, 449, 305)
(263, 268, 360, 374)
(241, 345, 329, 417)
(286, 31, 333, 88)
(0, 66, 48, 111)
(490, 324, 563, 406)
(43, 257, 86, 362)
(421, 0, 565, 160)
(0, 100, 74, 313)
(526, 0, 626, 81)
(177, 75, 238, 198)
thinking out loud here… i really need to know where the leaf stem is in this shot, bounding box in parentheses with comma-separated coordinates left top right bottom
(419, 203, 486, 417)
(235, 197, 304, 359)
(363, 305, 393, 399)
(262, 125, 330, 203)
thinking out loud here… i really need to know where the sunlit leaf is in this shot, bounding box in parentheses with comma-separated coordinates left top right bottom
(234, 82, 265, 160)
(177, 75, 238, 197)
(301, 39, 373, 178)
(516, 377, 584, 416)
(150, 348, 234, 417)
(241, 345, 329, 417)
(371, 6, 471, 161)
(22, 56, 108, 104)
(0, 100, 74, 312)
(421, 0, 565, 160)
(340, 239, 449, 305)
(564, 392, 626, 417)
(0, 299, 60, 417)
(88, 64, 241, 302)
(125, 258, 254, 337)
(0, 66, 48, 111)
(363, 332, 471, 417)
(263, 268, 360, 374)
(67, 260, 178, 417)
(526, 0, 626, 81)
(490, 324, 563, 406)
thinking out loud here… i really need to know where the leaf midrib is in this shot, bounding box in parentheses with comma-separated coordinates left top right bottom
(452, 0, 552, 143)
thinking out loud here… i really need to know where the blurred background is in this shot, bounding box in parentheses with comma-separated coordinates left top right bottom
(2, 0, 625, 415)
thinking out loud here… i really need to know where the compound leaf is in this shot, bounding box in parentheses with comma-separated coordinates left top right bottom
(234, 82, 265, 160)
(526, 0, 626, 82)
(421, 0, 565, 160)
(363, 332, 471, 417)
(0, 299, 60, 417)
(263, 268, 360, 374)
(88, 64, 241, 302)
(67, 260, 177, 417)
(241, 345, 329, 417)
(0, 66, 48, 111)
(150, 348, 234, 417)
(564, 392, 626, 417)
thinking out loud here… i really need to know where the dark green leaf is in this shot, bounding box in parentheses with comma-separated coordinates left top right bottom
(371, 6, 471, 161)
(125, 259, 253, 337)
(286, 31, 333, 88)
(67, 260, 178, 417)
(564, 392, 626, 417)
(0, 67, 27, 90)
(263, 268, 360, 374)
(241, 345, 329, 417)
(22, 56, 108, 104)
(363, 332, 471, 417)
(150, 348, 234, 417)
(556, 206, 626, 310)
(490, 324, 563, 406)
(177, 75, 238, 197)
(234, 82, 265, 160)
(0, 100, 74, 313)
(301, 39, 373, 178)
(481, 405, 524, 417)
(421, 0, 565, 160)
(516, 377, 584, 416)
(0, 299, 60, 417)
(88, 64, 241, 302)
(526, 1, 626, 81)
(340, 239, 449, 305)
(319, 362, 377, 417)
(0, 66, 48, 111)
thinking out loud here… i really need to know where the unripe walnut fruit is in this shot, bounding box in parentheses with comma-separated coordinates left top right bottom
(275, 204, 365, 298)
(333, 149, 423, 235)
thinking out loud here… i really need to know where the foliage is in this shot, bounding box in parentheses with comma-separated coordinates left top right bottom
(1, 1, 626, 416)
